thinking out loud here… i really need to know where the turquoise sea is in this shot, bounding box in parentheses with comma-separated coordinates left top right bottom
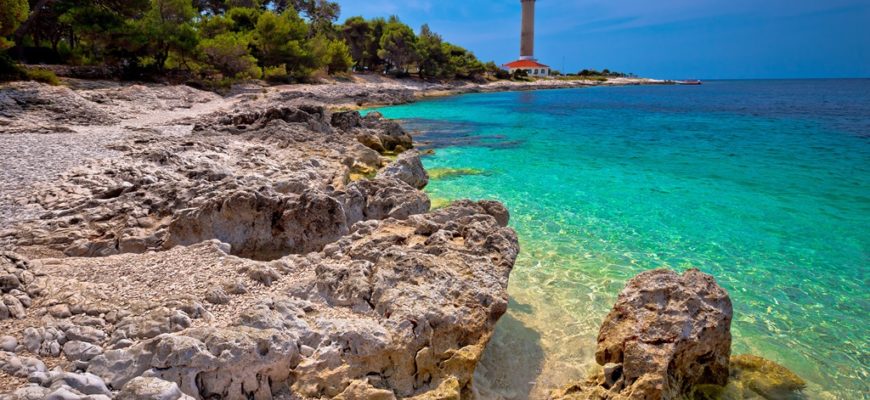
(370, 80, 870, 399)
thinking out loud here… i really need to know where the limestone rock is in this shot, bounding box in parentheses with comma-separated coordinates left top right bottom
(62, 341, 103, 362)
(380, 151, 429, 190)
(552, 269, 734, 400)
(11, 385, 52, 400)
(692, 355, 808, 400)
(65, 326, 106, 344)
(356, 133, 386, 153)
(49, 372, 111, 396)
(330, 110, 362, 131)
(204, 287, 229, 305)
(49, 304, 72, 318)
(0, 335, 17, 352)
(593, 269, 732, 398)
(117, 376, 195, 400)
(343, 177, 431, 223)
(0, 252, 36, 320)
(361, 112, 414, 151)
(729, 355, 806, 397)
(0, 87, 519, 399)
(0, 352, 47, 378)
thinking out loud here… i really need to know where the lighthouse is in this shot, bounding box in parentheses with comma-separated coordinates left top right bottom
(520, 0, 536, 60)
(504, 0, 551, 77)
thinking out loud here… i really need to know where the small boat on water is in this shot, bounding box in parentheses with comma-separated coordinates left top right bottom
(676, 80, 703, 85)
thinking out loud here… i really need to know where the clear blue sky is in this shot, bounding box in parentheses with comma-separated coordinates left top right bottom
(336, 0, 870, 79)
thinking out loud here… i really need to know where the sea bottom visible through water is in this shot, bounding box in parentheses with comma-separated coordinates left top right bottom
(369, 80, 870, 399)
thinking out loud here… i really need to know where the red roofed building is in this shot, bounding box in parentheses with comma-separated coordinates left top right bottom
(503, 0, 551, 77)
(504, 59, 551, 77)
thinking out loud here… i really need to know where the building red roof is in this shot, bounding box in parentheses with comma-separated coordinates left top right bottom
(503, 59, 550, 69)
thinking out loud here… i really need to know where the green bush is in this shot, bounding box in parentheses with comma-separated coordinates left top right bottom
(511, 69, 529, 81)
(25, 68, 60, 85)
(0, 51, 21, 77)
(263, 64, 290, 83)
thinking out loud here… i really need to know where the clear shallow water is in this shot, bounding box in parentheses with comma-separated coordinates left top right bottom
(371, 80, 870, 399)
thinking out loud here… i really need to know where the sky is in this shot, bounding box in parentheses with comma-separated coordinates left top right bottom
(335, 0, 870, 79)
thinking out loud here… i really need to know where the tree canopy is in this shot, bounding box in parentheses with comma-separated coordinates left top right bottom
(2, 1, 501, 83)
(0, 0, 29, 50)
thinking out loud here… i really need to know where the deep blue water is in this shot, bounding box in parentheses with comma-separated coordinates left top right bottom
(371, 80, 870, 399)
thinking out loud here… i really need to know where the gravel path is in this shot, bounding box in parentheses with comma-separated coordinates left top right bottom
(0, 129, 128, 228)
(0, 82, 236, 231)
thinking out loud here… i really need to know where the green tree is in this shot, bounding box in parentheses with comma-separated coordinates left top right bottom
(227, 0, 259, 8)
(277, 0, 339, 34)
(1, 0, 29, 50)
(484, 61, 509, 79)
(364, 17, 386, 71)
(225, 6, 260, 31)
(443, 43, 483, 79)
(253, 9, 311, 76)
(199, 32, 259, 78)
(138, 0, 198, 70)
(311, 34, 350, 74)
(377, 16, 416, 74)
(199, 14, 235, 37)
(194, 0, 226, 14)
(341, 16, 369, 70)
(58, 4, 127, 62)
(416, 24, 447, 78)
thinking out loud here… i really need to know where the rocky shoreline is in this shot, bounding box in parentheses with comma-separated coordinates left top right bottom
(0, 78, 805, 400)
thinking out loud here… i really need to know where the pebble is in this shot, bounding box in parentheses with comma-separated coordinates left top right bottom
(63, 340, 103, 362)
(22, 327, 42, 353)
(51, 372, 111, 396)
(29, 371, 50, 386)
(49, 304, 72, 318)
(65, 325, 106, 344)
(205, 287, 230, 305)
(0, 335, 17, 352)
(44, 386, 84, 400)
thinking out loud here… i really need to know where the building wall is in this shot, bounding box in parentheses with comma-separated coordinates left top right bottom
(509, 67, 550, 77)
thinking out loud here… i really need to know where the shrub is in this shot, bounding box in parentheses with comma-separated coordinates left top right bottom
(0, 52, 23, 81)
(25, 68, 60, 85)
(511, 69, 529, 81)
(263, 64, 290, 83)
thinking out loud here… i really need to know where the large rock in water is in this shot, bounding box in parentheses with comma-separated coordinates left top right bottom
(554, 269, 733, 399)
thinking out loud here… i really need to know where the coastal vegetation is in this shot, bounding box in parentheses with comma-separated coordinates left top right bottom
(0, 0, 494, 83)
(555, 68, 635, 81)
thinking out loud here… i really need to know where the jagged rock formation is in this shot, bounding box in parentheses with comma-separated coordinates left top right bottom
(3, 105, 428, 260)
(551, 269, 807, 400)
(0, 253, 37, 321)
(0, 84, 519, 399)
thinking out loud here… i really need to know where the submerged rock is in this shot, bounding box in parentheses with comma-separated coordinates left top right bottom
(693, 355, 807, 400)
(427, 168, 487, 180)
